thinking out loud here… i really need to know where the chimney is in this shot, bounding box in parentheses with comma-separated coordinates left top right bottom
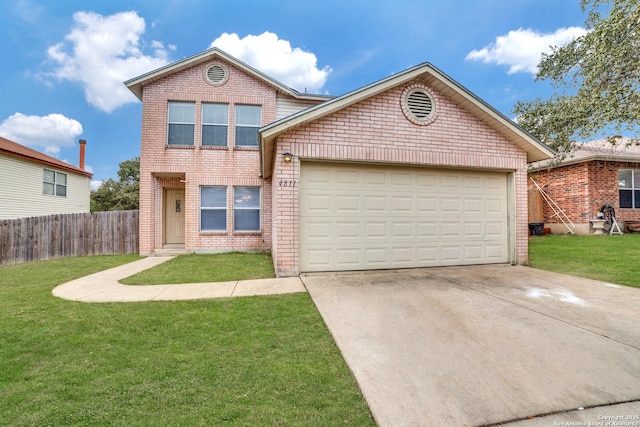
(79, 139, 86, 170)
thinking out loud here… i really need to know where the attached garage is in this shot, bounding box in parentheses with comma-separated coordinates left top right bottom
(299, 162, 510, 272)
(260, 62, 554, 277)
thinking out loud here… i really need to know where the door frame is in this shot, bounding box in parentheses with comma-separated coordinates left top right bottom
(164, 188, 185, 246)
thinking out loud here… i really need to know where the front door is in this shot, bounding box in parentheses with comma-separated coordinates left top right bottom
(165, 189, 185, 245)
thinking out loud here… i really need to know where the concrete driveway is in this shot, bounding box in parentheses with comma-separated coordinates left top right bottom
(301, 265, 640, 426)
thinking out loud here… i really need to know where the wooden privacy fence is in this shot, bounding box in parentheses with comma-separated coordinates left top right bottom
(0, 210, 139, 265)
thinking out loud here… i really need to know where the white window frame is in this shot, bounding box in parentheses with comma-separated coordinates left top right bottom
(43, 169, 67, 197)
(168, 102, 195, 146)
(200, 186, 227, 231)
(233, 186, 260, 231)
(201, 103, 228, 147)
(234, 105, 261, 147)
(619, 169, 640, 209)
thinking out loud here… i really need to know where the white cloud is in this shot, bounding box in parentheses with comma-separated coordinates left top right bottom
(44, 11, 172, 112)
(210, 32, 331, 93)
(0, 113, 83, 155)
(90, 180, 103, 191)
(466, 27, 587, 75)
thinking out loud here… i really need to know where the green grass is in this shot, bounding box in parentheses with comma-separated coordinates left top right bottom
(121, 252, 276, 285)
(0, 255, 374, 426)
(528, 234, 640, 288)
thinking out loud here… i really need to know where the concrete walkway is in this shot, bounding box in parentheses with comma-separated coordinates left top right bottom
(52, 256, 305, 302)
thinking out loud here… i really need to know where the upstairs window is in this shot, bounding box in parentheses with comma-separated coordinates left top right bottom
(168, 102, 195, 146)
(43, 169, 67, 197)
(202, 103, 228, 147)
(619, 169, 640, 208)
(235, 105, 261, 147)
(234, 187, 260, 231)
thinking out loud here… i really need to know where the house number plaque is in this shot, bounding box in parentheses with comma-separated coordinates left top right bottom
(278, 180, 297, 187)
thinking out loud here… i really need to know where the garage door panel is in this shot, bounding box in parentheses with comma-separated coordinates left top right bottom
(392, 196, 413, 212)
(486, 176, 505, 189)
(442, 246, 461, 261)
(305, 249, 331, 267)
(365, 222, 387, 238)
(465, 245, 483, 260)
(336, 195, 359, 212)
(306, 169, 330, 183)
(486, 244, 508, 260)
(392, 222, 413, 237)
(463, 222, 483, 237)
(417, 222, 438, 238)
(465, 198, 482, 212)
(442, 198, 461, 212)
(365, 171, 386, 185)
(336, 249, 360, 266)
(306, 194, 331, 211)
(365, 196, 387, 211)
(486, 198, 505, 214)
(392, 247, 413, 262)
(392, 172, 412, 186)
(306, 221, 332, 239)
(464, 176, 482, 189)
(365, 248, 387, 264)
(336, 221, 360, 238)
(300, 163, 509, 272)
(441, 222, 462, 236)
(442, 175, 460, 187)
(486, 222, 507, 238)
(418, 197, 437, 212)
(336, 170, 359, 184)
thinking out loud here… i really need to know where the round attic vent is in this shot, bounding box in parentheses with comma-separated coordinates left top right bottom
(401, 84, 437, 125)
(204, 63, 228, 85)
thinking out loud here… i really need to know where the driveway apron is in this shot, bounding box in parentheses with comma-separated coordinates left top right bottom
(301, 265, 640, 427)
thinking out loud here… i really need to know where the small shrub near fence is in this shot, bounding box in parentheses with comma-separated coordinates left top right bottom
(0, 210, 139, 265)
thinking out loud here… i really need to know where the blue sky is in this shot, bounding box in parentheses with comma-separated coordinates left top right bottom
(0, 0, 588, 187)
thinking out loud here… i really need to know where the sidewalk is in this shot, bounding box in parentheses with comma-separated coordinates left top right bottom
(52, 256, 306, 303)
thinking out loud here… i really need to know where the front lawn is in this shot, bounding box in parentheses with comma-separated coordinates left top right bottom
(0, 255, 374, 426)
(528, 234, 640, 288)
(121, 252, 276, 285)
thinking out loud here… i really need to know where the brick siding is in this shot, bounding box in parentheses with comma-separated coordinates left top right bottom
(138, 60, 275, 254)
(271, 80, 529, 274)
(139, 57, 533, 276)
(529, 160, 640, 227)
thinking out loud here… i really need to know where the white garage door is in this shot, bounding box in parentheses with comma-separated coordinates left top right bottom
(299, 162, 510, 272)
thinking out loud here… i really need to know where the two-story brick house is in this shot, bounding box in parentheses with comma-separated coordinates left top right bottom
(126, 48, 553, 277)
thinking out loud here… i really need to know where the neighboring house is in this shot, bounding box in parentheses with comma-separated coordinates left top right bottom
(0, 137, 92, 220)
(529, 137, 640, 234)
(125, 48, 553, 277)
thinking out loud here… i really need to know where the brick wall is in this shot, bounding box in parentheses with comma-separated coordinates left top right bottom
(138, 59, 275, 254)
(271, 79, 530, 275)
(529, 160, 640, 229)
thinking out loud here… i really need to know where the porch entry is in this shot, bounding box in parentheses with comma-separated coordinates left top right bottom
(164, 189, 185, 245)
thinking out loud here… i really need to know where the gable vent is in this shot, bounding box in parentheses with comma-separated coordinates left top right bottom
(407, 90, 433, 119)
(401, 84, 437, 125)
(205, 64, 228, 85)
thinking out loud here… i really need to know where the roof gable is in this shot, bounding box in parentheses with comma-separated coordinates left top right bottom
(259, 62, 554, 178)
(125, 47, 331, 103)
(0, 136, 92, 178)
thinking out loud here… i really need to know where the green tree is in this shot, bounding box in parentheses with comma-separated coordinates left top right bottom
(91, 157, 139, 212)
(514, 0, 640, 156)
